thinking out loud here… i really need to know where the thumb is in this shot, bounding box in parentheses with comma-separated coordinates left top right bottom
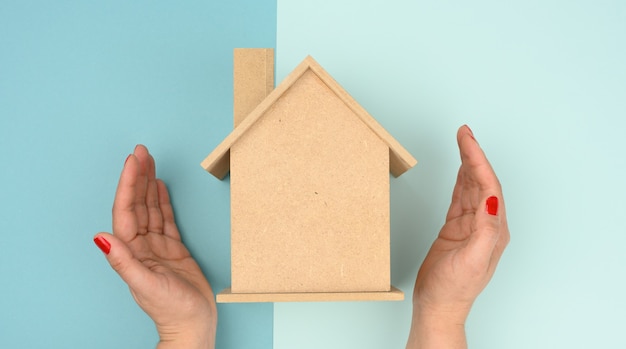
(465, 195, 501, 267)
(93, 233, 153, 291)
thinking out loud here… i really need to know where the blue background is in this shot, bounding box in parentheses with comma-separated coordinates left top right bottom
(2, 1, 626, 348)
(1, 1, 275, 348)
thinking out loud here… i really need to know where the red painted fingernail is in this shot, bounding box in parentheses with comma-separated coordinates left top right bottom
(94, 236, 111, 255)
(486, 196, 499, 216)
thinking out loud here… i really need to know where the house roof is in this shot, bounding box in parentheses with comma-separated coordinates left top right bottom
(201, 55, 417, 179)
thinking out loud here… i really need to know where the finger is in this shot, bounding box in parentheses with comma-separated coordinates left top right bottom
(93, 233, 158, 292)
(464, 195, 503, 271)
(145, 151, 164, 235)
(157, 179, 181, 240)
(446, 125, 489, 221)
(112, 154, 140, 241)
(445, 159, 464, 222)
(486, 198, 510, 275)
(457, 126, 500, 195)
(132, 145, 151, 235)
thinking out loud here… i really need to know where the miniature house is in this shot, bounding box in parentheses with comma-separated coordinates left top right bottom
(202, 49, 417, 303)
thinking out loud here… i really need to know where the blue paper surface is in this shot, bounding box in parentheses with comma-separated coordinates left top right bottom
(0, 1, 276, 348)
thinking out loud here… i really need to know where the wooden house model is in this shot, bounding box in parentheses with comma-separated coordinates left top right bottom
(202, 49, 417, 303)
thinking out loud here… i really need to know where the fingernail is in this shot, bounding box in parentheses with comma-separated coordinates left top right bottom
(486, 196, 499, 216)
(94, 236, 111, 255)
(124, 154, 132, 165)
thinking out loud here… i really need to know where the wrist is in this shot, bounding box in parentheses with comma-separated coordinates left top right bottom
(157, 333, 214, 349)
(156, 320, 216, 349)
(406, 302, 470, 349)
(414, 300, 471, 326)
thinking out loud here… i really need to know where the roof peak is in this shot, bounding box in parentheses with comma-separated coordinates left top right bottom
(201, 53, 417, 179)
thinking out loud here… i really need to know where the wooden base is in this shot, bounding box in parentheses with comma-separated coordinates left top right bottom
(216, 286, 404, 303)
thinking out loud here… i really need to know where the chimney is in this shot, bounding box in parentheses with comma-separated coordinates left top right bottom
(233, 48, 275, 128)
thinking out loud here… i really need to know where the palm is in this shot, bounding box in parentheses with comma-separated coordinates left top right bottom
(124, 230, 214, 328)
(416, 206, 482, 309)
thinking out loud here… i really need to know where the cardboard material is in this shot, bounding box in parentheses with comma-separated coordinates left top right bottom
(216, 286, 405, 303)
(234, 48, 274, 127)
(231, 68, 391, 293)
(200, 55, 417, 179)
(202, 49, 417, 302)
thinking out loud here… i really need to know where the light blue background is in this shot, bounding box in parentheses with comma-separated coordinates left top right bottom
(275, 1, 626, 348)
(0, 1, 275, 348)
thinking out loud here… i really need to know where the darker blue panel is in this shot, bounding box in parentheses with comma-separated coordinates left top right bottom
(0, 1, 276, 348)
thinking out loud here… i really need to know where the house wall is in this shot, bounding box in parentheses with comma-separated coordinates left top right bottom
(230, 69, 391, 293)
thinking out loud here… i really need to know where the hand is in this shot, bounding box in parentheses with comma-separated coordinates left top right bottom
(94, 145, 217, 349)
(407, 126, 509, 349)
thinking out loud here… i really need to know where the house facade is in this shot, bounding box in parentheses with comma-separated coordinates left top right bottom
(202, 49, 416, 302)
